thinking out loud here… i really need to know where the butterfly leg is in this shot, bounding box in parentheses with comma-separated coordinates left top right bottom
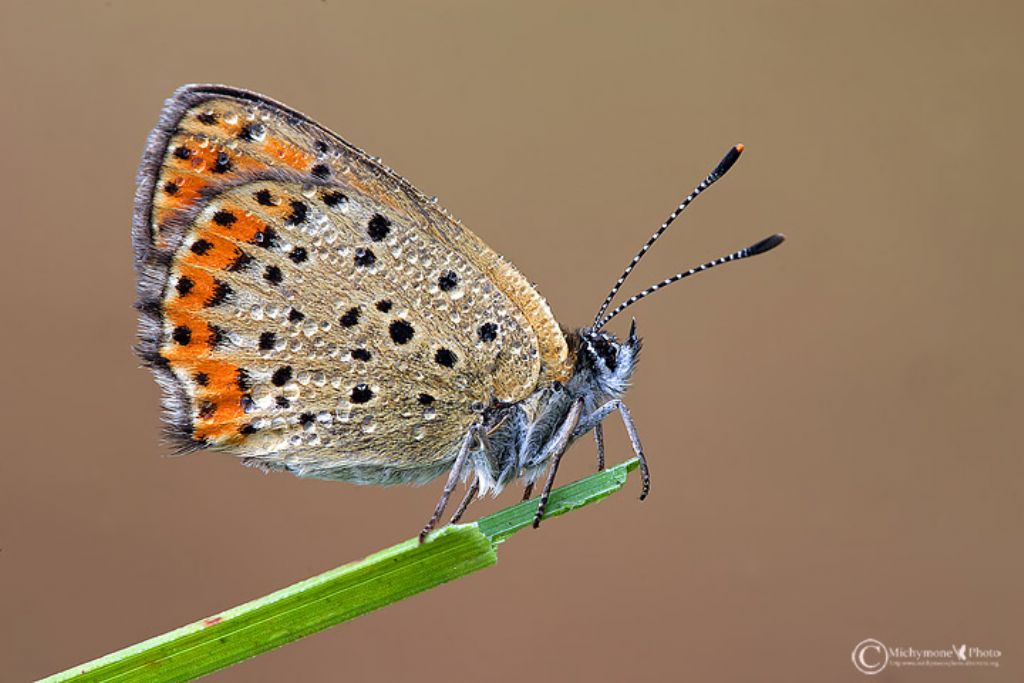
(532, 398, 585, 529)
(449, 478, 480, 525)
(522, 482, 534, 501)
(576, 400, 650, 500)
(420, 424, 481, 543)
(614, 401, 650, 500)
(594, 423, 606, 471)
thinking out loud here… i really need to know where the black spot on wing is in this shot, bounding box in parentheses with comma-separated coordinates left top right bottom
(323, 191, 347, 207)
(172, 326, 192, 345)
(191, 239, 213, 255)
(238, 122, 265, 142)
(354, 248, 375, 267)
(252, 226, 277, 249)
(212, 152, 232, 174)
(208, 324, 226, 348)
(478, 322, 498, 342)
(389, 319, 414, 344)
(271, 366, 293, 386)
(264, 265, 283, 285)
(438, 270, 458, 292)
(227, 250, 254, 272)
(340, 307, 361, 327)
(367, 214, 391, 241)
(205, 280, 232, 307)
(285, 200, 308, 225)
(350, 384, 374, 404)
(435, 348, 457, 368)
(213, 210, 237, 226)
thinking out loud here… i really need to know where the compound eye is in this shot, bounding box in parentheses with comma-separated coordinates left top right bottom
(592, 337, 618, 371)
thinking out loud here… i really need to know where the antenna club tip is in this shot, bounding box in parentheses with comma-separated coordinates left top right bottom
(712, 144, 744, 179)
(748, 233, 786, 255)
(734, 143, 745, 154)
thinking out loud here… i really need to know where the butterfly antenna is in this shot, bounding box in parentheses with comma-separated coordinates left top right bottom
(592, 144, 746, 328)
(597, 233, 785, 328)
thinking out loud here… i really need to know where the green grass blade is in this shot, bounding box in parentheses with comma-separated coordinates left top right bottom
(41, 458, 639, 683)
(478, 458, 639, 543)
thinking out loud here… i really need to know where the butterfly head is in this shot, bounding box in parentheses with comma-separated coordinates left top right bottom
(571, 145, 786, 402)
(574, 320, 642, 399)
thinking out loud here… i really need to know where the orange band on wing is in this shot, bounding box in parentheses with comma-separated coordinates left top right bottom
(263, 135, 314, 171)
(192, 357, 247, 442)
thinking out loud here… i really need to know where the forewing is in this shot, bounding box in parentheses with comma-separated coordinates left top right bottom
(133, 85, 568, 477)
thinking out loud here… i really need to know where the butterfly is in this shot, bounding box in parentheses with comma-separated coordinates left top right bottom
(133, 85, 783, 541)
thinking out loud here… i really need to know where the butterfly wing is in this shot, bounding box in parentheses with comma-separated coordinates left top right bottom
(133, 85, 570, 482)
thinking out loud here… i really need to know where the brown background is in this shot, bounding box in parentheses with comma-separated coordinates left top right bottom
(1, 2, 1021, 681)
